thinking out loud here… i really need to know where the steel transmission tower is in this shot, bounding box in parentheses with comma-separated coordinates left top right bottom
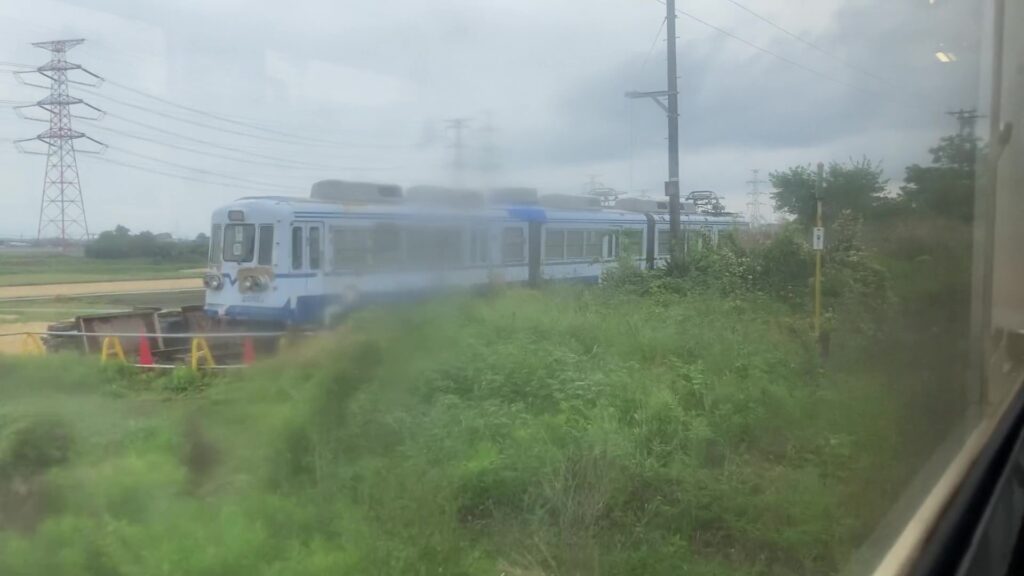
(13, 39, 105, 244)
(444, 117, 472, 185)
(746, 169, 767, 228)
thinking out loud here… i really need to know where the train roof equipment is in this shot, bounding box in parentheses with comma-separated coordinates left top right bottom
(310, 179, 403, 204)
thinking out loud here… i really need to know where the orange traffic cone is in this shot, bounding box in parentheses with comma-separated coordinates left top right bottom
(138, 336, 154, 366)
(242, 337, 256, 365)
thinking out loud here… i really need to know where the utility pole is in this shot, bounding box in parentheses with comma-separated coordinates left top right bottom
(746, 168, 767, 228)
(13, 39, 105, 246)
(813, 162, 825, 337)
(626, 0, 681, 256)
(665, 0, 680, 248)
(947, 107, 983, 137)
(444, 117, 471, 185)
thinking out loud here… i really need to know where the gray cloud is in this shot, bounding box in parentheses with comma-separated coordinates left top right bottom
(0, 0, 991, 236)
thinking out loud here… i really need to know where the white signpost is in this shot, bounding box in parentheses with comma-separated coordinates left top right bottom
(812, 227, 825, 251)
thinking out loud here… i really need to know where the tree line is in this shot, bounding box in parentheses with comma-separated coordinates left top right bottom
(769, 131, 977, 228)
(85, 225, 209, 261)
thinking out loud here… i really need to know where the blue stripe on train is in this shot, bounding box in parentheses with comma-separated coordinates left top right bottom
(209, 275, 601, 326)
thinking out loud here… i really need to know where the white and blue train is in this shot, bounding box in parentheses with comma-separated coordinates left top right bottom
(202, 181, 746, 326)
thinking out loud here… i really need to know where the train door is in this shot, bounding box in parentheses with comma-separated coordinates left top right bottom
(289, 221, 324, 323)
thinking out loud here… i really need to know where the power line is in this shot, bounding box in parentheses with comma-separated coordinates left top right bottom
(640, 17, 668, 72)
(717, 0, 899, 90)
(656, 0, 869, 95)
(87, 155, 300, 195)
(80, 88, 341, 147)
(88, 124, 380, 172)
(109, 145, 298, 190)
(80, 87, 405, 150)
(80, 112, 342, 169)
(103, 79, 367, 147)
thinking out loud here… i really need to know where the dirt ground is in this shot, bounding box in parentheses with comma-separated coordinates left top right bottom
(0, 322, 50, 355)
(0, 278, 203, 300)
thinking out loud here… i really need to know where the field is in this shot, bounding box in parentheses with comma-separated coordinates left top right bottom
(0, 252, 205, 287)
(0, 285, 912, 575)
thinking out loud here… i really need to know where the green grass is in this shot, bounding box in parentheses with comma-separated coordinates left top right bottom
(0, 286, 908, 575)
(0, 253, 205, 287)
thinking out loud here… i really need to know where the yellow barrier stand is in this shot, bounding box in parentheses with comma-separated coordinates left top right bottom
(20, 333, 45, 356)
(190, 337, 216, 371)
(100, 336, 126, 364)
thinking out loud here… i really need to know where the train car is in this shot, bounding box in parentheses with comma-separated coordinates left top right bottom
(202, 182, 746, 326)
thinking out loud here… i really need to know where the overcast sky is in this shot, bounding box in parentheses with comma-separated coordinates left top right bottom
(0, 0, 986, 238)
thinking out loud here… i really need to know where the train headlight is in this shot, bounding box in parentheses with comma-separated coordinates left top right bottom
(203, 273, 224, 290)
(240, 275, 268, 292)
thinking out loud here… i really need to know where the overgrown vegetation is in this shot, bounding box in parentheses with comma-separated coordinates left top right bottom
(0, 281, 912, 575)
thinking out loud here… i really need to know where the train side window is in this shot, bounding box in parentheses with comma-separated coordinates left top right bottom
(209, 224, 222, 264)
(371, 223, 402, 268)
(331, 227, 370, 270)
(566, 230, 584, 259)
(470, 229, 489, 265)
(584, 231, 603, 259)
(438, 228, 462, 267)
(502, 227, 525, 263)
(544, 229, 565, 262)
(291, 226, 303, 270)
(309, 227, 321, 270)
(257, 225, 274, 266)
(657, 229, 670, 257)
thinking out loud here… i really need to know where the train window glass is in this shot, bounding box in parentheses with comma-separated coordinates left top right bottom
(584, 231, 603, 259)
(222, 223, 255, 263)
(371, 223, 403, 268)
(291, 226, 303, 270)
(544, 229, 565, 261)
(209, 223, 222, 264)
(408, 228, 463, 267)
(502, 227, 525, 263)
(470, 229, 489, 265)
(405, 228, 431, 266)
(309, 227, 321, 270)
(657, 230, 670, 257)
(439, 229, 463, 267)
(331, 227, 370, 270)
(566, 230, 584, 259)
(257, 225, 274, 266)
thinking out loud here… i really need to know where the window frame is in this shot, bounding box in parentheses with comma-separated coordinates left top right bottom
(291, 226, 303, 270)
(222, 223, 256, 263)
(257, 224, 274, 266)
(209, 223, 223, 265)
(544, 229, 566, 262)
(308, 226, 322, 270)
(502, 226, 526, 264)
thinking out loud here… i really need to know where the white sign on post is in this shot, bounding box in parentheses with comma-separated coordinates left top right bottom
(812, 227, 825, 251)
